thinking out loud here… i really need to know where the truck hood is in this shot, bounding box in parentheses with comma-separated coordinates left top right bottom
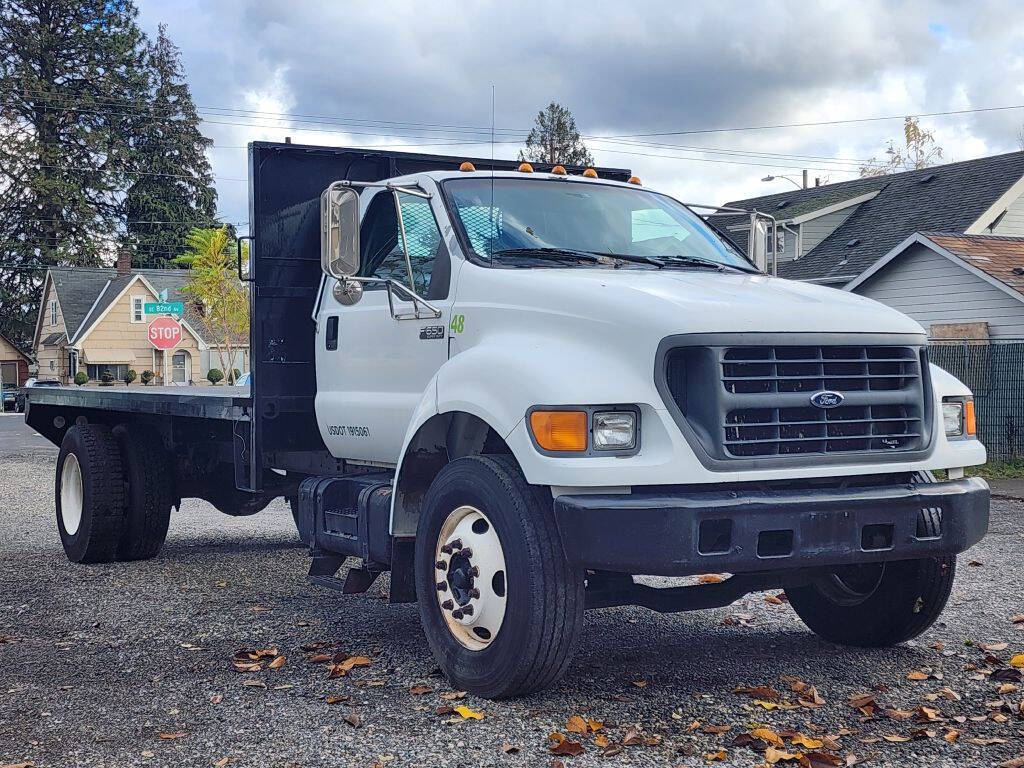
(485, 267, 926, 337)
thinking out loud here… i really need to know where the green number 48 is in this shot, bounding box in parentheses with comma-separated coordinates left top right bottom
(449, 314, 465, 334)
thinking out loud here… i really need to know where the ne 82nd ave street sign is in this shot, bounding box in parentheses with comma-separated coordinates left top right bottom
(148, 316, 182, 350)
(144, 301, 184, 315)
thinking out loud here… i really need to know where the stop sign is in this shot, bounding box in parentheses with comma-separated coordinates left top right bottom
(148, 316, 182, 350)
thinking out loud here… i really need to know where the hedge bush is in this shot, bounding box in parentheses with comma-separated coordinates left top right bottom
(207, 368, 224, 385)
(74, 371, 88, 386)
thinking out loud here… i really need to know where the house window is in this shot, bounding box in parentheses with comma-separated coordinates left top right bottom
(49, 360, 55, 371)
(49, 299, 57, 326)
(87, 363, 129, 381)
(171, 350, 191, 384)
(131, 295, 145, 323)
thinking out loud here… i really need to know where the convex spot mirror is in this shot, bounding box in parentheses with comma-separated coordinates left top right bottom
(320, 185, 360, 278)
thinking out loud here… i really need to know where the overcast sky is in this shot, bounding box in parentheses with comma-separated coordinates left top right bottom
(136, 0, 1024, 231)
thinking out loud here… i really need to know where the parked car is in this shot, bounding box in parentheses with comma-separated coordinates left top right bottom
(235, 371, 251, 387)
(15, 378, 61, 412)
(1, 381, 17, 411)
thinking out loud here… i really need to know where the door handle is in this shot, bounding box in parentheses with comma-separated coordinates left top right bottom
(325, 316, 339, 351)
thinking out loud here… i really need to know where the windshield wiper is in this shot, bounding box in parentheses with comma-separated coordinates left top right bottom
(659, 255, 759, 273)
(488, 247, 602, 264)
(590, 252, 666, 268)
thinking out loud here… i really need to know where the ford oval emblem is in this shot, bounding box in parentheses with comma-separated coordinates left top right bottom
(810, 390, 845, 409)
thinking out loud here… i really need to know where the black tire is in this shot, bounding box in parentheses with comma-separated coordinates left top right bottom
(414, 454, 584, 699)
(113, 424, 173, 561)
(55, 425, 126, 563)
(787, 497, 955, 647)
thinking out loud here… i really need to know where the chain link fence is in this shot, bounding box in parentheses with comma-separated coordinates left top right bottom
(929, 340, 1024, 462)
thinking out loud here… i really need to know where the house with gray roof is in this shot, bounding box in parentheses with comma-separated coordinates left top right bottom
(32, 254, 248, 386)
(719, 151, 1024, 286)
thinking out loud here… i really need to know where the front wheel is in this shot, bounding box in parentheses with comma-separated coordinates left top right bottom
(787, 508, 955, 647)
(414, 455, 584, 699)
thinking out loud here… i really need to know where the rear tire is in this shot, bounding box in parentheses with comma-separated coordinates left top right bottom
(56, 425, 126, 563)
(415, 454, 584, 699)
(787, 502, 955, 647)
(113, 424, 173, 561)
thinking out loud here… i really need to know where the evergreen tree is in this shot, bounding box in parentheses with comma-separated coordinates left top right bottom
(125, 24, 217, 267)
(519, 102, 594, 167)
(0, 0, 148, 345)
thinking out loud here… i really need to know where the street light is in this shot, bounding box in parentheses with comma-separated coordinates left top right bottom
(761, 174, 804, 189)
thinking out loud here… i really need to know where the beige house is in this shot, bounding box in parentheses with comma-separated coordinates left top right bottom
(0, 331, 30, 387)
(32, 260, 248, 386)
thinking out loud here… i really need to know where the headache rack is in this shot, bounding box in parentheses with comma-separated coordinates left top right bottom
(657, 334, 935, 469)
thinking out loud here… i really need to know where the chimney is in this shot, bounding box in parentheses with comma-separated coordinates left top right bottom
(802, 169, 808, 188)
(116, 247, 133, 276)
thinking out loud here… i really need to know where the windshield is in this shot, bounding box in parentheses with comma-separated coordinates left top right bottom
(443, 177, 753, 270)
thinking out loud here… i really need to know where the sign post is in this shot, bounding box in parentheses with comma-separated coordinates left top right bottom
(148, 317, 182, 350)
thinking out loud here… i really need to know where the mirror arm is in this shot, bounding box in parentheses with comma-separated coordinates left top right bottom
(392, 188, 417, 293)
(339, 275, 442, 320)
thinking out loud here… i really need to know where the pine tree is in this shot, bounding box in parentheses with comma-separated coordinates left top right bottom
(0, 0, 149, 345)
(125, 24, 217, 268)
(519, 102, 594, 167)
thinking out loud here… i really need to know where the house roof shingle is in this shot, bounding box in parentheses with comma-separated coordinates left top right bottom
(721, 151, 1024, 283)
(921, 232, 1024, 295)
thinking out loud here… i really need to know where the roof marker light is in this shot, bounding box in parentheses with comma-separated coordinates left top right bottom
(518, 162, 534, 173)
(459, 161, 476, 172)
(551, 165, 567, 175)
(582, 168, 598, 178)
(627, 176, 642, 185)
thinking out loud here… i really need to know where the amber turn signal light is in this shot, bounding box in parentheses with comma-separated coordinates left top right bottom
(965, 399, 976, 436)
(529, 410, 587, 452)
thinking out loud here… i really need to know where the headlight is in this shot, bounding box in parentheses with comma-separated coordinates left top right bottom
(942, 401, 963, 437)
(593, 411, 637, 450)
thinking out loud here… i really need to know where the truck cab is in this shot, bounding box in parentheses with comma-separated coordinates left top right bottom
(29, 144, 989, 700)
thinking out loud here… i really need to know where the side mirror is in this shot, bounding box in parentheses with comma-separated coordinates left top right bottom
(320, 185, 360, 278)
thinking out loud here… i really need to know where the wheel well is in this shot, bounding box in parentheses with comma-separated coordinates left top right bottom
(392, 412, 511, 536)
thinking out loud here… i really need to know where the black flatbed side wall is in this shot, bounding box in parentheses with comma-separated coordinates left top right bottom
(246, 142, 631, 491)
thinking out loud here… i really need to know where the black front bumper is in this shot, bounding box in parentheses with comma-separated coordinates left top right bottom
(554, 477, 990, 577)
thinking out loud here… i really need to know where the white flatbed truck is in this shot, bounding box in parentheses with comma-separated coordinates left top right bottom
(26, 142, 990, 698)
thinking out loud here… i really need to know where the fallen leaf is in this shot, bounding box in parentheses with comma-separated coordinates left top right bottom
(765, 594, 785, 605)
(705, 751, 728, 762)
(906, 670, 930, 681)
(801, 754, 842, 768)
(968, 560, 983, 566)
(791, 734, 824, 750)
(943, 728, 959, 743)
(697, 573, 727, 583)
(915, 706, 943, 722)
(158, 731, 186, 740)
(240, 679, 265, 688)
(703, 724, 731, 734)
(996, 759, 1024, 768)
(798, 686, 826, 707)
(500, 743, 519, 754)
(453, 705, 484, 720)
(998, 683, 1018, 694)
(209, 694, 223, 704)
(981, 642, 1009, 652)
(548, 733, 584, 756)
(343, 713, 362, 728)
(882, 734, 911, 743)
(765, 746, 800, 763)
(631, 679, 647, 688)
(566, 715, 588, 734)
(593, 733, 610, 748)
(141, 753, 155, 759)
(587, 718, 604, 733)
(1011, 654, 1024, 668)
(327, 655, 371, 678)
(409, 685, 433, 696)
(440, 690, 467, 700)
(967, 737, 1008, 746)
(267, 655, 286, 670)
(735, 685, 782, 702)
(885, 709, 913, 720)
(751, 728, 784, 747)
(214, 759, 230, 767)
(326, 695, 346, 704)
(1011, 615, 1024, 624)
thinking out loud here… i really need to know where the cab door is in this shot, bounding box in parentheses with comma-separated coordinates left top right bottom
(315, 186, 454, 463)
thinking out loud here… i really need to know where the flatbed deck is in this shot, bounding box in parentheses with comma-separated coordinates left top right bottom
(26, 386, 251, 421)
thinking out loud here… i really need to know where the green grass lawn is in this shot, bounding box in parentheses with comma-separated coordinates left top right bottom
(966, 459, 1024, 479)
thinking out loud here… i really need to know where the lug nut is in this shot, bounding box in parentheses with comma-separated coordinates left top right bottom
(468, 588, 480, 599)
(441, 599, 454, 610)
(460, 604, 474, 616)
(469, 566, 480, 577)
(440, 543, 453, 555)
(460, 547, 473, 558)
(435, 560, 447, 571)
(436, 581, 446, 591)
(451, 608, 463, 619)
(450, 538, 462, 550)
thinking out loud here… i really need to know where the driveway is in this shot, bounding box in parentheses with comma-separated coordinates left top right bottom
(1, 451, 1022, 768)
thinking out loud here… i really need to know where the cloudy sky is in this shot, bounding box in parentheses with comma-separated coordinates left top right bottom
(136, 0, 1024, 231)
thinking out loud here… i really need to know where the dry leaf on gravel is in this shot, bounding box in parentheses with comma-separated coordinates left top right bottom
(1011, 615, 1024, 624)
(703, 724, 731, 735)
(1011, 654, 1024, 668)
(267, 655, 286, 669)
(980, 642, 1009, 652)
(996, 759, 1024, 768)
(705, 751, 727, 762)
(882, 734, 911, 743)
(548, 733, 584, 756)
(734, 685, 782, 701)
(213, 759, 230, 768)
(327, 655, 371, 678)
(409, 685, 433, 695)
(750, 728, 783, 747)
(209, 694, 223, 704)
(631, 679, 647, 688)
(566, 715, 588, 734)
(453, 705, 484, 720)
(697, 574, 727, 583)
(158, 731, 185, 740)
(765, 746, 800, 763)
(500, 743, 519, 754)
(791, 734, 824, 749)
(906, 669, 930, 681)
(943, 728, 959, 743)
(967, 737, 1008, 746)
(326, 695, 346, 705)
(343, 713, 362, 728)
(801, 754, 842, 768)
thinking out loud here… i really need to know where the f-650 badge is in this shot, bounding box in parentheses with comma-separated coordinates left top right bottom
(420, 326, 445, 340)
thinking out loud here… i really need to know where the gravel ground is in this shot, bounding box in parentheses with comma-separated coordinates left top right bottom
(1, 450, 1023, 768)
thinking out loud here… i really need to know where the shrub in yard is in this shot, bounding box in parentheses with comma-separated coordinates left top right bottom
(141, 370, 154, 385)
(73, 372, 88, 386)
(100, 371, 114, 385)
(230, 367, 241, 384)
(123, 369, 137, 386)
(206, 368, 224, 385)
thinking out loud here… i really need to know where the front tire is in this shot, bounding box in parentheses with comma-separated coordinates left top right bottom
(787, 507, 955, 647)
(56, 425, 126, 563)
(414, 455, 584, 699)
